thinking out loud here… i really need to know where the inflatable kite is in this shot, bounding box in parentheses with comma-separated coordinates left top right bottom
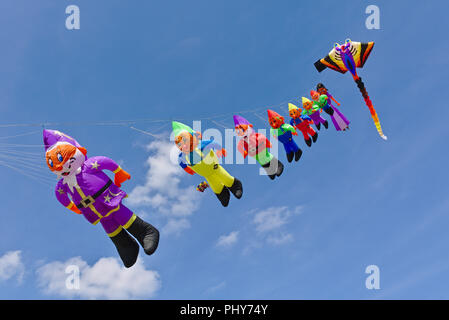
(314, 39, 387, 140)
(173, 121, 243, 207)
(310, 89, 350, 131)
(43, 129, 159, 268)
(316, 83, 350, 131)
(233, 115, 284, 180)
(301, 97, 328, 131)
(196, 181, 209, 192)
(267, 110, 302, 163)
(288, 103, 318, 147)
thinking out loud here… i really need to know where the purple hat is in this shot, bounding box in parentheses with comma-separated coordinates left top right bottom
(43, 129, 86, 155)
(233, 115, 251, 127)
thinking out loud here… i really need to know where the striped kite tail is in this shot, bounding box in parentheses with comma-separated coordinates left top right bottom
(354, 77, 387, 140)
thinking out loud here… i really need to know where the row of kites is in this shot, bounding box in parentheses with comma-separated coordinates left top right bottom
(1, 39, 388, 267)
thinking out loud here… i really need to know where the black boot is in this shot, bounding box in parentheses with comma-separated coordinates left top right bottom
(305, 138, 312, 147)
(228, 178, 243, 199)
(275, 158, 284, 177)
(323, 120, 329, 129)
(295, 149, 303, 162)
(316, 123, 321, 131)
(126, 216, 160, 256)
(216, 187, 230, 207)
(262, 158, 281, 180)
(287, 152, 294, 163)
(110, 229, 139, 268)
(324, 107, 334, 116)
(312, 132, 318, 143)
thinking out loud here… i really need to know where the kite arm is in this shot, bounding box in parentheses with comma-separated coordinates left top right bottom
(87, 156, 131, 187)
(55, 185, 82, 214)
(259, 134, 272, 149)
(330, 95, 340, 106)
(179, 155, 195, 175)
(282, 124, 298, 136)
(237, 140, 248, 158)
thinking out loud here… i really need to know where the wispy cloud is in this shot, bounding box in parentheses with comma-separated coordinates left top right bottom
(127, 140, 201, 235)
(266, 233, 294, 246)
(216, 231, 239, 248)
(163, 218, 191, 236)
(0, 250, 25, 284)
(204, 281, 226, 295)
(253, 206, 303, 233)
(36, 257, 161, 300)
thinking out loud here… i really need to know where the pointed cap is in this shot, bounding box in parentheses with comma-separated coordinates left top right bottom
(233, 115, 251, 127)
(267, 109, 282, 120)
(43, 129, 86, 155)
(288, 103, 299, 112)
(172, 121, 194, 137)
(302, 97, 311, 106)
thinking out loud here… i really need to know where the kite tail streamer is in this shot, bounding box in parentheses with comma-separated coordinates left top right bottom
(354, 77, 387, 140)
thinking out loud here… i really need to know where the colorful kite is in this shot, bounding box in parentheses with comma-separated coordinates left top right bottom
(316, 83, 350, 131)
(314, 39, 387, 140)
(173, 121, 243, 207)
(301, 97, 328, 131)
(43, 129, 159, 268)
(233, 115, 284, 180)
(267, 109, 302, 163)
(310, 89, 350, 131)
(288, 103, 318, 147)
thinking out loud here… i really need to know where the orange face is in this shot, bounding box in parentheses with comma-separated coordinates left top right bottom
(317, 87, 327, 95)
(303, 101, 313, 110)
(311, 91, 320, 101)
(289, 108, 302, 119)
(45, 144, 77, 172)
(175, 132, 198, 153)
(269, 116, 284, 129)
(235, 124, 251, 137)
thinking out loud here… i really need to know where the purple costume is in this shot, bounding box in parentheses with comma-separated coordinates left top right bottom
(54, 156, 135, 236)
(44, 129, 159, 268)
(326, 93, 350, 131)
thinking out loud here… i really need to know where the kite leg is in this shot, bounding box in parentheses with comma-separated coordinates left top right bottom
(354, 77, 387, 140)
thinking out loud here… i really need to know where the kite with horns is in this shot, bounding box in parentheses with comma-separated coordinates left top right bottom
(43, 129, 159, 268)
(314, 39, 387, 140)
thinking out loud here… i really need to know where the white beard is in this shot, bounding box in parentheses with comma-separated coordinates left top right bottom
(61, 167, 82, 193)
(53, 148, 86, 193)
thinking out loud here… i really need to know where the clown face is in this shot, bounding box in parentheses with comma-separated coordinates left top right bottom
(46, 143, 86, 180)
(175, 132, 199, 154)
(303, 101, 313, 110)
(289, 108, 302, 119)
(269, 116, 284, 129)
(310, 90, 320, 101)
(235, 124, 254, 139)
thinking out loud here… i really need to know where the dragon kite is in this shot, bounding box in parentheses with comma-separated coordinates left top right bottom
(314, 39, 387, 140)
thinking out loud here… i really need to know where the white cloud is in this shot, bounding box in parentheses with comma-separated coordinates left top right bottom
(36, 256, 161, 300)
(0, 250, 25, 283)
(126, 140, 201, 234)
(163, 218, 191, 236)
(205, 281, 226, 295)
(253, 206, 302, 233)
(266, 233, 294, 246)
(216, 231, 239, 248)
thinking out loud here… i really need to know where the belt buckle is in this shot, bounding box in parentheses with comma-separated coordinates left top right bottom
(80, 195, 95, 208)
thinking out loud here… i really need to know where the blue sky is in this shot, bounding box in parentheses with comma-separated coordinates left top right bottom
(0, 0, 449, 299)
